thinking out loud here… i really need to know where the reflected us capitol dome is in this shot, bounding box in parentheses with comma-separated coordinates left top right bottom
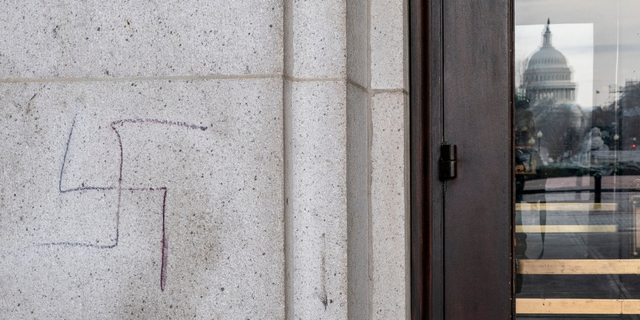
(522, 19, 576, 104)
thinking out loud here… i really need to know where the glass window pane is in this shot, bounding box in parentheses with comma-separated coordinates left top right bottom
(515, 1, 640, 318)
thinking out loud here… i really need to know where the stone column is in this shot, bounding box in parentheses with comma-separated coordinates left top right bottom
(347, 0, 410, 319)
(283, 1, 348, 319)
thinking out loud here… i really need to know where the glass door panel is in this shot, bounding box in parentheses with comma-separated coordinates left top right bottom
(515, 0, 640, 318)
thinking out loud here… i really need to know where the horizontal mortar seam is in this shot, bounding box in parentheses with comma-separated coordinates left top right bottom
(283, 75, 346, 82)
(347, 78, 368, 92)
(1, 75, 407, 94)
(0, 74, 282, 83)
(347, 77, 407, 96)
(371, 88, 408, 95)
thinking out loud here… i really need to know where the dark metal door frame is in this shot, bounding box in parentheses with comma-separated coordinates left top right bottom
(409, 0, 443, 318)
(410, 0, 514, 318)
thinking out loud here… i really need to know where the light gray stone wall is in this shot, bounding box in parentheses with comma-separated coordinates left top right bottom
(284, 0, 348, 318)
(347, 0, 410, 319)
(1, 1, 285, 319)
(1, 0, 409, 318)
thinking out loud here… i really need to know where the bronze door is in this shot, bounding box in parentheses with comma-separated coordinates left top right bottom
(411, 0, 512, 319)
(413, 0, 640, 319)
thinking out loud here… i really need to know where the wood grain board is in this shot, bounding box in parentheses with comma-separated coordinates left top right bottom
(516, 203, 618, 211)
(517, 299, 640, 314)
(518, 259, 640, 275)
(515, 225, 617, 233)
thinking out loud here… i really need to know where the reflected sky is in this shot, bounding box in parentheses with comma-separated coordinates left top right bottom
(516, 0, 640, 108)
(516, 23, 593, 108)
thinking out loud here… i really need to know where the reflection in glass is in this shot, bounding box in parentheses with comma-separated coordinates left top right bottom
(515, 1, 640, 318)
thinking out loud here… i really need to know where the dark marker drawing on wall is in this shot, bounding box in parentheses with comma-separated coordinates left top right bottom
(40, 116, 207, 292)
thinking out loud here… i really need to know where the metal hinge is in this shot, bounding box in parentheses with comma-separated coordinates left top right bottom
(439, 144, 457, 181)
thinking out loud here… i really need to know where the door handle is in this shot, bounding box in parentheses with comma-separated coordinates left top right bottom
(439, 144, 457, 181)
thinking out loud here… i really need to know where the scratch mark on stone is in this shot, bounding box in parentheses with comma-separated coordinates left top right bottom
(25, 93, 37, 114)
(320, 232, 328, 310)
